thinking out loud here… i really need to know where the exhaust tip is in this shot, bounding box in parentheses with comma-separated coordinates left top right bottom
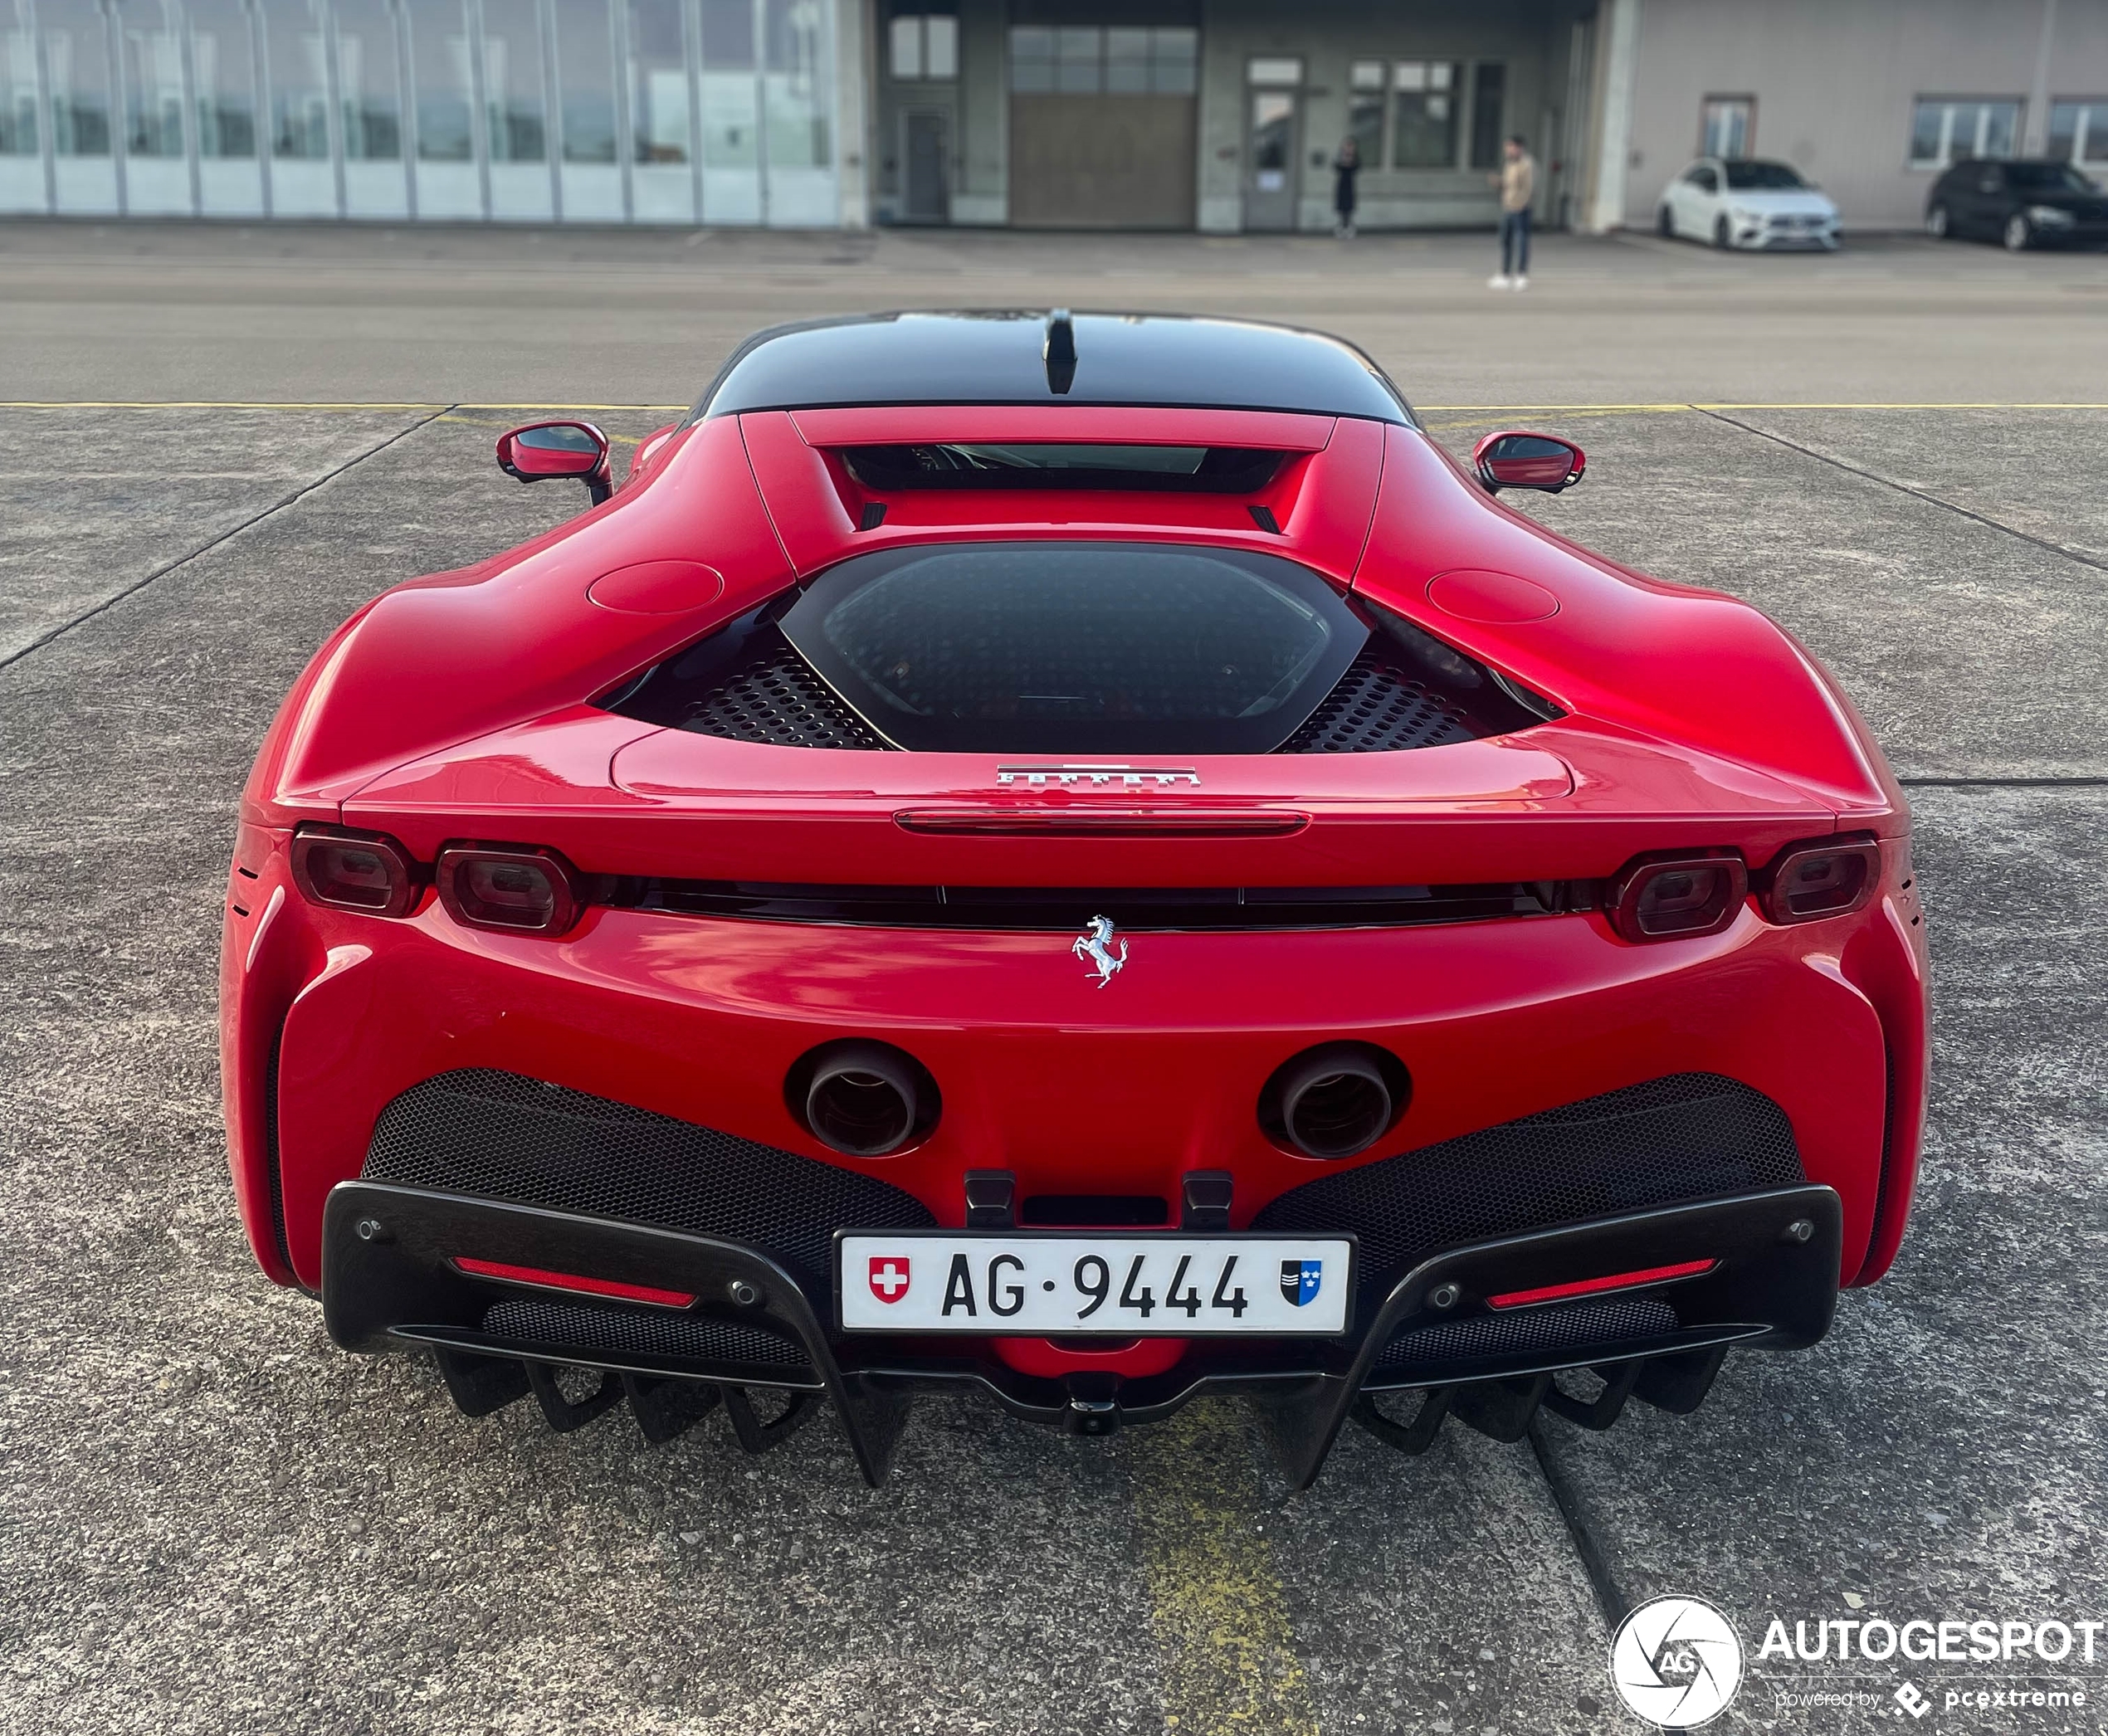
(791, 1040, 938, 1157)
(1261, 1042, 1408, 1160)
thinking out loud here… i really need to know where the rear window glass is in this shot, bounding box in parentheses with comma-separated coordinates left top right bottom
(1723, 161, 1807, 190)
(842, 443, 1286, 492)
(2004, 163, 2095, 193)
(778, 541, 1369, 754)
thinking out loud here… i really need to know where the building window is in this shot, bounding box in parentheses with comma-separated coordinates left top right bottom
(334, 0, 402, 160)
(2048, 99, 2108, 168)
(1909, 97, 2020, 168)
(700, 0, 757, 168)
(409, 0, 475, 163)
(554, 0, 617, 163)
(629, 0, 690, 164)
(1469, 62, 1505, 169)
(1347, 60, 1384, 163)
(187, 0, 259, 160)
(763, 0, 829, 169)
(1700, 95, 1753, 158)
(1109, 27, 1193, 96)
(121, 0, 188, 159)
(2, 1, 38, 158)
(890, 14, 955, 82)
(263, 0, 327, 160)
(1391, 61, 1457, 169)
(1010, 27, 1195, 97)
(483, 0, 548, 163)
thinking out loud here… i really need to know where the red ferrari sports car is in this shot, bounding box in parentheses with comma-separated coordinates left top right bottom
(221, 312, 1928, 1485)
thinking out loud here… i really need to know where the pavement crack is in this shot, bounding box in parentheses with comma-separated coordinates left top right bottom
(0, 404, 456, 674)
(1526, 1417, 1632, 1631)
(1697, 408, 2108, 576)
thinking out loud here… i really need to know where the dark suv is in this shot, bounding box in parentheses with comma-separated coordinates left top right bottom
(1925, 158, 2108, 251)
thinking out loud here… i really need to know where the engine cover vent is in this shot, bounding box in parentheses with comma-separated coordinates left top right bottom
(1279, 648, 1481, 754)
(684, 629, 887, 751)
(603, 583, 1551, 753)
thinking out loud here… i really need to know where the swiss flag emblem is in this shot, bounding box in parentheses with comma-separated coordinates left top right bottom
(868, 1256, 912, 1304)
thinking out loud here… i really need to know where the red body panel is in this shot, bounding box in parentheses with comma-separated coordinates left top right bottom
(222, 396, 1929, 1319)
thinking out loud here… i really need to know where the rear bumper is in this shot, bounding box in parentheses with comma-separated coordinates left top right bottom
(229, 874, 1919, 1292)
(324, 1178, 1842, 1487)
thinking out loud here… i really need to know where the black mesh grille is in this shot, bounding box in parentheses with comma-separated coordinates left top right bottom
(482, 1296, 811, 1368)
(682, 630, 888, 750)
(1252, 1074, 1801, 1314)
(1376, 1296, 1678, 1370)
(362, 1070, 935, 1307)
(1278, 648, 1481, 753)
(655, 633, 1491, 755)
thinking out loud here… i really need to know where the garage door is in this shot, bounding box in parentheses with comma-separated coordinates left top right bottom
(1008, 26, 1197, 230)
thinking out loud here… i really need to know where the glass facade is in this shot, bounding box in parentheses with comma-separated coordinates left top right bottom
(46, 0, 115, 156)
(189, 0, 259, 158)
(1, 0, 836, 221)
(334, 0, 400, 161)
(120, 0, 187, 158)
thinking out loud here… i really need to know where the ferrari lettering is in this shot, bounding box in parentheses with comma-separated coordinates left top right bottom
(995, 765, 1200, 788)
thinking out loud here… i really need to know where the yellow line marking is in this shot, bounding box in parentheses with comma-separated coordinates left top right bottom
(0, 401, 688, 411)
(1694, 402, 2108, 410)
(1130, 1402, 1320, 1736)
(7, 400, 2106, 413)
(435, 411, 646, 445)
(0, 401, 448, 410)
(1424, 407, 1695, 432)
(1420, 401, 2108, 432)
(1420, 401, 2108, 414)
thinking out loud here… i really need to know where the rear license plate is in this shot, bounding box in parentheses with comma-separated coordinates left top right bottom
(837, 1233, 1354, 1335)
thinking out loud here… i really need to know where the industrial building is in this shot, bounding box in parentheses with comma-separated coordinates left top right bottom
(1, 0, 2101, 232)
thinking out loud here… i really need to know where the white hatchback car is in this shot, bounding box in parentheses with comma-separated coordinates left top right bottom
(1656, 158, 1842, 250)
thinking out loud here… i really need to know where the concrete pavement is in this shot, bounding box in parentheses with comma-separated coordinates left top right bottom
(2, 225, 2105, 1735)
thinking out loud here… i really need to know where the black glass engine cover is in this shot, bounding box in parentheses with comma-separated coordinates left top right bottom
(774, 541, 1370, 755)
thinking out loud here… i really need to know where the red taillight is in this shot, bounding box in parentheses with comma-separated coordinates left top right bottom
(289, 827, 419, 917)
(436, 845, 581, 935)
(1763, 837, 1881, 924)
(1606, 853, 1748, 942)
(453, 1258, 694, 1308)
(1487, 1259, 1716, 1310)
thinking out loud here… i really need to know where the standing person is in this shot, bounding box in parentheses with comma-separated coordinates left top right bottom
(1332, 136, 1360, 239)
(1489, 134, 1536, 290)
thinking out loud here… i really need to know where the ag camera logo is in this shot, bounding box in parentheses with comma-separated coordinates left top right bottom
(1609, 1595, 1744, 1728)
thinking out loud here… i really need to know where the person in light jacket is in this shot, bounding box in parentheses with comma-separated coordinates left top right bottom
(1490, 135, 1536, 290)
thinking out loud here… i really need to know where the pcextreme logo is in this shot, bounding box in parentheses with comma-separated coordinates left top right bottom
(1608, 1596, 1745, 1729)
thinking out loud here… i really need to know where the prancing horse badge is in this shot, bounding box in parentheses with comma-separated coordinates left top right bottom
(1071, 914, 1128, 987)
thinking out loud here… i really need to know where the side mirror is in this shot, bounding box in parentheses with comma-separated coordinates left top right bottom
(1472, 430, 1586, 495)
(496, 420, 613, 506)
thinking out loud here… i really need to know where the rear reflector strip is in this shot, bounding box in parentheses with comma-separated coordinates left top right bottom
(1486, 1258, 1716, 1310)
(453, 1257, 696, 1309)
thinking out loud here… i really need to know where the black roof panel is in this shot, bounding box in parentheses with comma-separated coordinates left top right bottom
(692, 311, 1415, 425)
